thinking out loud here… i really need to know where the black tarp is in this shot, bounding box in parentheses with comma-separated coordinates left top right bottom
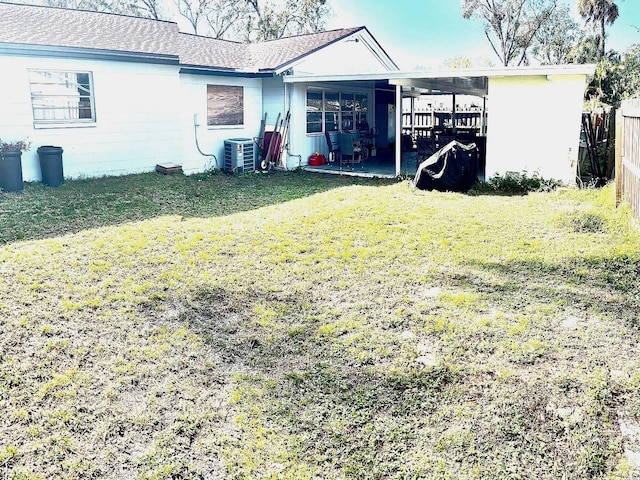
(413, 140, 479, 192)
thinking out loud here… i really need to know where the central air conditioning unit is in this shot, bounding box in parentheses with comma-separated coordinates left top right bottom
(224, 138, 255, 173)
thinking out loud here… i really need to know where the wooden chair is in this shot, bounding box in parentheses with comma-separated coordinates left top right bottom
(337, 132, 363, 169)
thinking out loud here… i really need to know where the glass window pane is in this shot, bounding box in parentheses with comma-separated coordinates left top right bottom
(29, 70, 94, 123)
(341, 114, 354, 131)
(325, 112, 338, 131)
(307, 90, 322, 112)
(341, 93, 354, 111)
(325, 92, 339, 112)
(307, 112, 322, 133)
(355, 94, 367, 112)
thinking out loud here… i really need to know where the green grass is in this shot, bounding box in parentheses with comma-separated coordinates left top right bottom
(1, 170, 640, 479)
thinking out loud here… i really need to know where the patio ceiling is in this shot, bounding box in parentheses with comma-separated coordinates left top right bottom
(389, 76, 488, 97)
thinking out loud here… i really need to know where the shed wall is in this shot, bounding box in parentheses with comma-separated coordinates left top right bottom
(486, 74, 585, 184)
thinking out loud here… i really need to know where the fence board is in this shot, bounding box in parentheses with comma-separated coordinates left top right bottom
(616, 99, 640, 219)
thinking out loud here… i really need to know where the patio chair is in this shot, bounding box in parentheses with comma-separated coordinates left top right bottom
(337, 132, 363, 169)
(324, 129, 339, 163)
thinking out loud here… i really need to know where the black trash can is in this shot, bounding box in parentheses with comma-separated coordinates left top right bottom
(37, 146, 64, 187)
(0, 150, 24, 192)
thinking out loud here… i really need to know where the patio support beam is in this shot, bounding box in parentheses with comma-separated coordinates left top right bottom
(395, 84, 402, 177)
(481, 97, 487, 136)
(411, 96, 415, 137)
(452, 93, 456, 133)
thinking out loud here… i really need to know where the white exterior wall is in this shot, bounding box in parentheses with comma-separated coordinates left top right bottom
(293, 33, 395, 76)
(262, 76, 286, 125)
(0, 55, 182, 181)
(286, 83, 309, 169)
(486, 74, 586, 184)
(179, 74, 263, 173)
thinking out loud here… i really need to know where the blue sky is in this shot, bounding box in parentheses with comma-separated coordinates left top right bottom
(325, 0, 640, 69)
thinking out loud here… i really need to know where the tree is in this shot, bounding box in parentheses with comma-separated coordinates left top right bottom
(568, 34, 601, 63)
(618, 44, 640, 100)
(175, 0, 329, 41)
(174, 0, 209, 34)
(43, 0, 164, 19)
(243, 0, 330, 42)
(578, 0, 619, 60)
(531, 4, 583, 64)
(442, 56, 495, 68)
(204, 0, 252, 38)
(462, 0, 558, 66)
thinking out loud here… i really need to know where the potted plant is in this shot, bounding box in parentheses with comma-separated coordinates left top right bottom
(1, 139, 31, 156)
(0, 138, 30, 192)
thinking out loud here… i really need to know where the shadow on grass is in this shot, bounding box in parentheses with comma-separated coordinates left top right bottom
(142, 283, 463, 477)
(457, 254, 640, 326)
(0, 170, 397, 245)
(140, 280, 624, 478)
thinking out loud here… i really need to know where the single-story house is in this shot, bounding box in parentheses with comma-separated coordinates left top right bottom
(0, 2, 594, 184)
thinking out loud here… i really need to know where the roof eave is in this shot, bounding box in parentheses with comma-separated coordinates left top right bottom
(179, 66, 276, 77)
(0, 42, 179, 64)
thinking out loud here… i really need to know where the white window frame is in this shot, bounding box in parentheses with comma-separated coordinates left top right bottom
(306, 87, 369, 135)
(29, 70, 96, 127)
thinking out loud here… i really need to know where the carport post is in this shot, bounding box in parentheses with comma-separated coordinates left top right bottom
(452, 93, 457, 133)
(395, 84, 402, 176)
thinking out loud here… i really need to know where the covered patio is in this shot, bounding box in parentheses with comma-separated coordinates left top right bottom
(285, 70, 489, 179)
(285, 65, 594, 184)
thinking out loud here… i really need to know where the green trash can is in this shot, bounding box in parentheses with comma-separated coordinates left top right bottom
(0, 150, 24, 192)
(37, 146, 64, 187)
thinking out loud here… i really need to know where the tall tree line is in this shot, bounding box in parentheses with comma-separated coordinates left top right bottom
(28, 0, 330, 41)
(462, 0, 639, 106)
(175, 0, 329, 41)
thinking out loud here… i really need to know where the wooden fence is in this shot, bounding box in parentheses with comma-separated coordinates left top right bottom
(616, 99, 640, 219)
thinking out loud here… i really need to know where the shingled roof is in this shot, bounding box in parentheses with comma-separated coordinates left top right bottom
(173, 33, 249, 71)
(0, 2, 369, 73)
(0, 2, 178, 57)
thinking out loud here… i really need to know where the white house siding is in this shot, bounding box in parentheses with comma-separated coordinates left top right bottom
(262, 76, 286, 126)
(283, 82, 307, 169)
(0, 55, 182, 181)
(179, 74, 263, 173)
(485, 74, 586, 184)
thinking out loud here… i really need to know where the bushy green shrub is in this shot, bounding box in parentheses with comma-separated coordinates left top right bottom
(470, 171, 563, 195)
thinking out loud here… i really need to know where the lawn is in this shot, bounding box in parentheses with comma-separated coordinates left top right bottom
(1, 170, 640, 479)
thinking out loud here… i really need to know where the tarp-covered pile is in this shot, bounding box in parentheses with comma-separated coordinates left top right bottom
(413, 140, 479, 192)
